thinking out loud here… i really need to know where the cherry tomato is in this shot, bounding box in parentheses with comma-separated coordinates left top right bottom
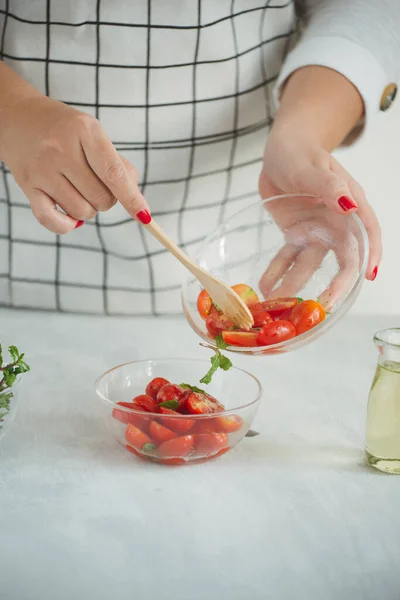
(132, 394, 158, 413)
(231, 284, 259, 307)
(214, 414, 244, 433)
(194, 433, 228, 456)
(125, 424, 152, 450)
(290, 299, 326, 335)
(112, 401, 150, 430)
(149, 421, 178, 445)
(156, 383, 184, 404)
(195, 417, 218, 434)
(187, 392, 224, 415)
(177, 388, 192, 413)
(145, 377, 170, 400)
(158, 435, 194, 459)
(250, 308, 273, 328)
(256, 320, 296, 346)
(259, 297, 299, 318)
(222, 330, 258, 347)
(206, 313, 234, 339)
(197, 289, 213, 319)
(158, 407, 195, 434)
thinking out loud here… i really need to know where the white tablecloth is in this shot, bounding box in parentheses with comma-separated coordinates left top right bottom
(0, 309, 399, 600)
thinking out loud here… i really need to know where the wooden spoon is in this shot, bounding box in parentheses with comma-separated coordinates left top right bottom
(143, 219, 254, 330)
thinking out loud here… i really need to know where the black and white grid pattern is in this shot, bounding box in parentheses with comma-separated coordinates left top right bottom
(0, 0, 296, 315)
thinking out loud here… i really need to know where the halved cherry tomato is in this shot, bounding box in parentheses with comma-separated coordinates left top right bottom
(149, 421, 178, 445)
(112, 402, 150, 431)
(250, 308, 273, 328)
(214, 414, 244, 433)
(158, 407, 195, 434)
(125, 424, 152, 449)
(187, 392, 224, 415)
(197, 289, 213, 319)
(145, 377, 170, 401)
(231, 284, 259, 307)
(195, 417, 218, 434)
(158, 435, 194, 459)
(290, 299, 326, 335)
(258, 297, 299, 318)
(222, 330, 259, 347)
(156, 383, 184, 404)
(256, 320, 296, 346)
(194, 432, 228, 456)
(132, 394, 158, 413)
(206, 313, 234, 339)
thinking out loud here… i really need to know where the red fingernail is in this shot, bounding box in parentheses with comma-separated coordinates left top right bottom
(137, 209, 152, 225)
(372, 266, 378, 281)
(338, 196, 358, 211)
(75, 220, 84, 229)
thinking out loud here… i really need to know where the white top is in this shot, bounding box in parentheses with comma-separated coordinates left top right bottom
(1, 309, 400, 600)
(0, 0, 399, 315)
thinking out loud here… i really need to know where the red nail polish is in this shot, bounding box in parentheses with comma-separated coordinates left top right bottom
(137, 209, 152, 225)
(75, 220, 84, 229)
(338, 196, 358, 211)
(372, 266, 378, 281)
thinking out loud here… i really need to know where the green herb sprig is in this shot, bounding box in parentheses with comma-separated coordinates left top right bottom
(199, 334, 233, 385)
(0, 344, 30, 420)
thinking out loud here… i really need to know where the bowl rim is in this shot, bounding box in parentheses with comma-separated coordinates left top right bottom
(181, 193, 369, 353)
(94, 357, 263, 417)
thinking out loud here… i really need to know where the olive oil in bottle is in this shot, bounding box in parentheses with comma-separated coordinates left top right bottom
(366, 329, 400, 475)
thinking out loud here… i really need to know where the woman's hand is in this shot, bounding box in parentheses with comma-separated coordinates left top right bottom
(258, 66, 381, 308)
(0, 87, 149, 234)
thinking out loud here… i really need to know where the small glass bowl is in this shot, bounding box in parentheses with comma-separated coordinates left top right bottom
(95, 359, 262, 465)
(182, 194, 368, 355)
(0, 379, 22, 442)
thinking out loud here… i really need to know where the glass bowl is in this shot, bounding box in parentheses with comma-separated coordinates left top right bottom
(95, 359, 262, 465)
(0, 379, 22, 442)
(182, 194, 368, 355)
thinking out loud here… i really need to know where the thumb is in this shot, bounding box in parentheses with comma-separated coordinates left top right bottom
(298, 166, 358, 215)
(120, 155, 151, 223)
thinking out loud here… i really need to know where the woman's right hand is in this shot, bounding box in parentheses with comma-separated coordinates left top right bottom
(0, 94, 150, 233)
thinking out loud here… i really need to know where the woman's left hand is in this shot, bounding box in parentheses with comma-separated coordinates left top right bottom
(258, 130, 381, 308)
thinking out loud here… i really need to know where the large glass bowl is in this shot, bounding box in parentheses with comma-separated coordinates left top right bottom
(95, 359, 262, 466)
(182, 194, 368, 355)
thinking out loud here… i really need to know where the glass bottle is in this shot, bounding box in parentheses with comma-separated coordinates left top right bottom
(366, 328, 400, 474)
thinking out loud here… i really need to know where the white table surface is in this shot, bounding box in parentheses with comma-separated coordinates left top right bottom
(1, 309, 399, 600)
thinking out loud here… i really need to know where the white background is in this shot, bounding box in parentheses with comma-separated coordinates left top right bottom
(335, 99, 399, 316)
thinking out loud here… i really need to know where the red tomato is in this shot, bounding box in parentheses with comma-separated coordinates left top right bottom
(195, 417, 218, 434)
(194, 433, 228, 456)
(197, 289, 213, 319)
(259, 297, 299, 318)
(158, 435, 194, 459)
(222, 331, 259, 347)
(206, 313, 234, 339)
(251, 309, 273, 328)
(112, 402, 150, 430)
(149, 421, 178, 445)
(158, 407, 195, 434)
(231, 284, 259, 307)
(132, 394, 158, 413)
(214, 414, 244, 433)
(290, 299, 326, 335)
(125, 424, 152, 450)
(156, 383, 184, 404)
(187, 392, 224, 415)
(256, 320, 296, 346)
(177, 388, 192, 413)
(145, 377, 170, 401)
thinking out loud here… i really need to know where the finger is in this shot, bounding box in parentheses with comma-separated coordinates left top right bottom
(318, 248, 360, 311)
(294, 165, 358, 215)
(30, 189, 78, 234)
(271, 244, 327, 298)
(332, 161, 381, 280)
(43, 174, 97, 221)
(259, 244, 300, 298)
(64, 150, 116, 212)
(81, 126, 150, 220)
